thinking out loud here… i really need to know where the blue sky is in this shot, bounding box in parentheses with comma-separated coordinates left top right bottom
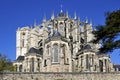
(0, 0, 120, 64)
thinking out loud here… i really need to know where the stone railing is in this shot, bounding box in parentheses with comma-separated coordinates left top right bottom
(0, 72, 120, 80)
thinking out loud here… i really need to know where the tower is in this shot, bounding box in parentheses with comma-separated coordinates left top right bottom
(16, 27, 30, 59)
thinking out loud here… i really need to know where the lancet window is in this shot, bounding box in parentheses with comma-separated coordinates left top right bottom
(53, 44, 59, 62)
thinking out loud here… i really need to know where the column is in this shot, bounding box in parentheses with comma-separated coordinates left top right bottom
(103, 59, 106, 72)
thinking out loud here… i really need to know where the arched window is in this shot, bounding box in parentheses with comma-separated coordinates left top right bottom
(31, 58, 34, 72)
(86, 54, 89, 69)
(19, 65, 22, 72)
(99, 60, 103, 72)
(44, 59, 47, 67)
(53, 44, 58, 62)
(92, 55, 94, 65)
(22, 32, 25, 47)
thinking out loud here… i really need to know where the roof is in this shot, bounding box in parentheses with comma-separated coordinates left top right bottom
(80, 44, 92, 52)
(16, 56, 24, 62)
(84, 44, 92, 50)
(52, 31, 61, 37)
(27, 47, 43, 55)
(113, 64, 120, 68)
(58, 12, 65, 17)
(97, 54, 110, 58)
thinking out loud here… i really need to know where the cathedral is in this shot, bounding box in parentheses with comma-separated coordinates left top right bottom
(13, 10, 114, 72)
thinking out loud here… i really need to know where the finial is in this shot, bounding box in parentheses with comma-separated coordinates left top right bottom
(85, 16, 88, 23)
(51, 11, 54, 20)
(43, 14, 46, 22)
(60, 4, 63, 13)
(74, 11, 77, 19)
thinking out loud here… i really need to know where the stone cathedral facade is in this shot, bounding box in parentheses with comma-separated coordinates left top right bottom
(13, 10, 114, 72)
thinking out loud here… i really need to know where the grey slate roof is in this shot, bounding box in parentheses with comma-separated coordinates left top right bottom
(84, 44, 92, 50)
(27, 47, 43, 55)
(76, 44, 95, 56)
(113, 64, 120, 68)
(52, 31, 61, 37)
(16, 56, 24, 62)
(79, 44, 92, 52)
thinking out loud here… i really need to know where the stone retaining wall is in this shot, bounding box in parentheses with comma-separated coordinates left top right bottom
(0, 72, 120, 80)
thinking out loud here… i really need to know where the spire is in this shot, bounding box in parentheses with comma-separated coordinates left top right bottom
(90, 19, 92, 26)
(74, 11, 77, 19)
(51, 11, 54, 20)
(18, 27, 20, 30)
(34, 20, 37, 28)
(66, 11, 68, 18)
(78, 16, 80, 25)
(94, 26, 97, 31)
(29, 25, 32, 29)
(89, 19, 93, 30)
(78, 16, 80, 22)
(43, 14, 46, 22)
(60, 4, 63, 13)
(85, 16, 88, 23)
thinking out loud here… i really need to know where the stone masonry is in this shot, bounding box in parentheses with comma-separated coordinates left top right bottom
(0, 72, 120, 80)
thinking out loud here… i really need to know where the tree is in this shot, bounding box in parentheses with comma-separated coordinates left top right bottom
(0, 53, 15, 72)
(92, 9, 120, 53)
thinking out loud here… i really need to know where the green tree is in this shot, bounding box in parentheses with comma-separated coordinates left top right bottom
(0, 53, 15, 72)
(92, 9, 120, 53)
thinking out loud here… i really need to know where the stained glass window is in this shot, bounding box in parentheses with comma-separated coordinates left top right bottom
(54, 44, 58, 62)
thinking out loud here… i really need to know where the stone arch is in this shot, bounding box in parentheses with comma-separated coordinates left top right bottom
(59, 22, 63, 25)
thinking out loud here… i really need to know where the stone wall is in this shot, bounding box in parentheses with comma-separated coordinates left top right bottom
(0, 72, 120, 80)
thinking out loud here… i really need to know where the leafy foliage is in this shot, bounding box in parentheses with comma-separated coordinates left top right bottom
(0, 53, 15, 72)
(92, 9, 120, 53)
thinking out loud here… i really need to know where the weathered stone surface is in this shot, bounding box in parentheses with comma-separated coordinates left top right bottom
(0, 72, 120, 80)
